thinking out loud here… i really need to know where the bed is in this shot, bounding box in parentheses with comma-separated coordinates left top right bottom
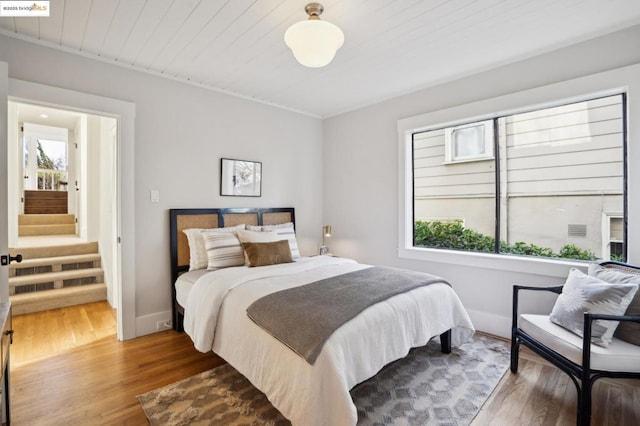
(169, 207, 475, 426)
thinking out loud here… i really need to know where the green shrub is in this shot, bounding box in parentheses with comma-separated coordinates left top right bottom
(610, 253, 625, 262)
(414, 220, 599, 261)
(557, 244, 597, 261)
(414, 220, 494, 252)
(503, 241, 554, 257)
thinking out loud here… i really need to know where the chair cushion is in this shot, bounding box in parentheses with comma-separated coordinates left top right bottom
(520, 314, 640, 372)
(589, 263, 640, 346)
(549, 268, 638, 347)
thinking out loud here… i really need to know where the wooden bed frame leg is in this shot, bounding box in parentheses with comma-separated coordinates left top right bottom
(173, 304, 184, 332)
(440, 329, 452, 354)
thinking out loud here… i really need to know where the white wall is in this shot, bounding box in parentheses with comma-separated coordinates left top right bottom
(66, 122, 77, 219)
(85, 116, 101, 241)
(0, 35, 324, 336)
(99, 116, 118, 307)
(76, 115, 88, 240)
(323, 25, 640, 338)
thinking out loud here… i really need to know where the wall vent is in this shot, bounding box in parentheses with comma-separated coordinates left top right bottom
(568, 224, 587, 237)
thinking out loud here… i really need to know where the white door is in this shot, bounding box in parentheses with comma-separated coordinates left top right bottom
(0, 62, 10, 302)
(23, 135, 36, 190)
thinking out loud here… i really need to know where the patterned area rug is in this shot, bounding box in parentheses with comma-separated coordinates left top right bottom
(138, 334, 509, 426)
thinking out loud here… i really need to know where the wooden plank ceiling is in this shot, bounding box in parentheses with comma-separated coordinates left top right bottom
(1, 0, 639, 117)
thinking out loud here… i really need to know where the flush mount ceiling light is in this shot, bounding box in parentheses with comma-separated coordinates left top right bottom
(284, 3, 344, 68)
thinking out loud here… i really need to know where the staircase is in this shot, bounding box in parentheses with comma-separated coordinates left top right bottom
(8, 242, 107, 315)
(19, 214, 76, 236)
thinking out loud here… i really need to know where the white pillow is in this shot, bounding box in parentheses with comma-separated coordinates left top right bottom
(237, 230, 280, 265)
(183, 225, 245, 271)
(183, 228, 209, 271)
(549, 268, 638, 347)
(249, 222, 300, 259)
(237, 229, 279, 244)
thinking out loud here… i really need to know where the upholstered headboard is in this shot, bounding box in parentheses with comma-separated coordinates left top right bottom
(169, 207, 295, 330)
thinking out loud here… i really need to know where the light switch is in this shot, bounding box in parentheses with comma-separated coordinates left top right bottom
(150, 190, 160, 203)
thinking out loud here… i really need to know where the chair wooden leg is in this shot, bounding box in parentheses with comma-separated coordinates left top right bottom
(510, 332, 520, 373)
(577, 378, 593, 426)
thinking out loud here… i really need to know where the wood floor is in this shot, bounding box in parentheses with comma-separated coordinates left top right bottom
(10, 302, 223, 425)
(9, 302, 640, 425)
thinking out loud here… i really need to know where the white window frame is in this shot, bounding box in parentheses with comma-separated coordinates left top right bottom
(601, 212, 624, 261)
(397, 64, 639, 277)
(444, 119, 494, 163)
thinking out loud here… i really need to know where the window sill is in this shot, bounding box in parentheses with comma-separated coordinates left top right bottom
(398, 246, 587, 278)
(442, 156, 494, 165)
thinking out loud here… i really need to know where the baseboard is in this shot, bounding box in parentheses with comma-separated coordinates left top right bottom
(136, 310, 173, 337)
(466, 309, 511, 339)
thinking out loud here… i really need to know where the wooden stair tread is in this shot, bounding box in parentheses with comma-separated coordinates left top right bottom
(10, 242, 98, 258)
(19, 225, 75, 230)
(10, 283, 107, 315)
(19, 224, 76, 236)
(9, 267, 104, 287)
(9, 253, 101, 270)
(18, 214, 75, 225)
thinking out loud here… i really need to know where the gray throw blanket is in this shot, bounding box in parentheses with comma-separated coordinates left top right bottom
(246, 266, 450, 364)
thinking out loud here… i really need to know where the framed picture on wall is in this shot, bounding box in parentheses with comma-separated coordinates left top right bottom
(220, 158, 262, 197)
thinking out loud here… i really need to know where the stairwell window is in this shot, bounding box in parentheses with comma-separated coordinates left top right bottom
(408, 93, 627, 262)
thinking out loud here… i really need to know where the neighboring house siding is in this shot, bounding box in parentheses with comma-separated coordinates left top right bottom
(414, 130, 494, 198)
(414, 95, 623, 257)
(504, 96, 623, 196)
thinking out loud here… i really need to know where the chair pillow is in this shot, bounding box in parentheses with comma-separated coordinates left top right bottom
(589, 263, 640, 346)
(549, 268, 638, 347)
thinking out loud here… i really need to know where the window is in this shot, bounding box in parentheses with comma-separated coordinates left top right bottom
(36, 139, 67, 190)
(410, 94, 627, 262)
(444, 120, 494, 163)
(603, 215, 624, 261)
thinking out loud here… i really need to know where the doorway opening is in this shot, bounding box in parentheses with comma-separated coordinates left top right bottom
(6, 78, 136, 342)
(8, 100, 120, 346)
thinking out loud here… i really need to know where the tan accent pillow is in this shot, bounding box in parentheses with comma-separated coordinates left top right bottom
(242, 240, 294, 267)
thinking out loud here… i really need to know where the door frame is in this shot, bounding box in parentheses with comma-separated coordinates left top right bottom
(0, 62, 8, 303)
(7, 78, 136, 341)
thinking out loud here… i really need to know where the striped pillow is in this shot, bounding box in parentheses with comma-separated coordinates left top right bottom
(260, 222, 300, 259)
(202, 229, 245, 270)
(183, 224, 245, 271)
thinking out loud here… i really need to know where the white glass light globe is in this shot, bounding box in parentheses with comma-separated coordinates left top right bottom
(284, 19, 345, 68)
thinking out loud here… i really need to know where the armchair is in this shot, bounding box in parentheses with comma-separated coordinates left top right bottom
(511, 261, 640, 425)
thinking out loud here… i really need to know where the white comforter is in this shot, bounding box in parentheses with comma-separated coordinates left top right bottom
(184, 256, 475, 426)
